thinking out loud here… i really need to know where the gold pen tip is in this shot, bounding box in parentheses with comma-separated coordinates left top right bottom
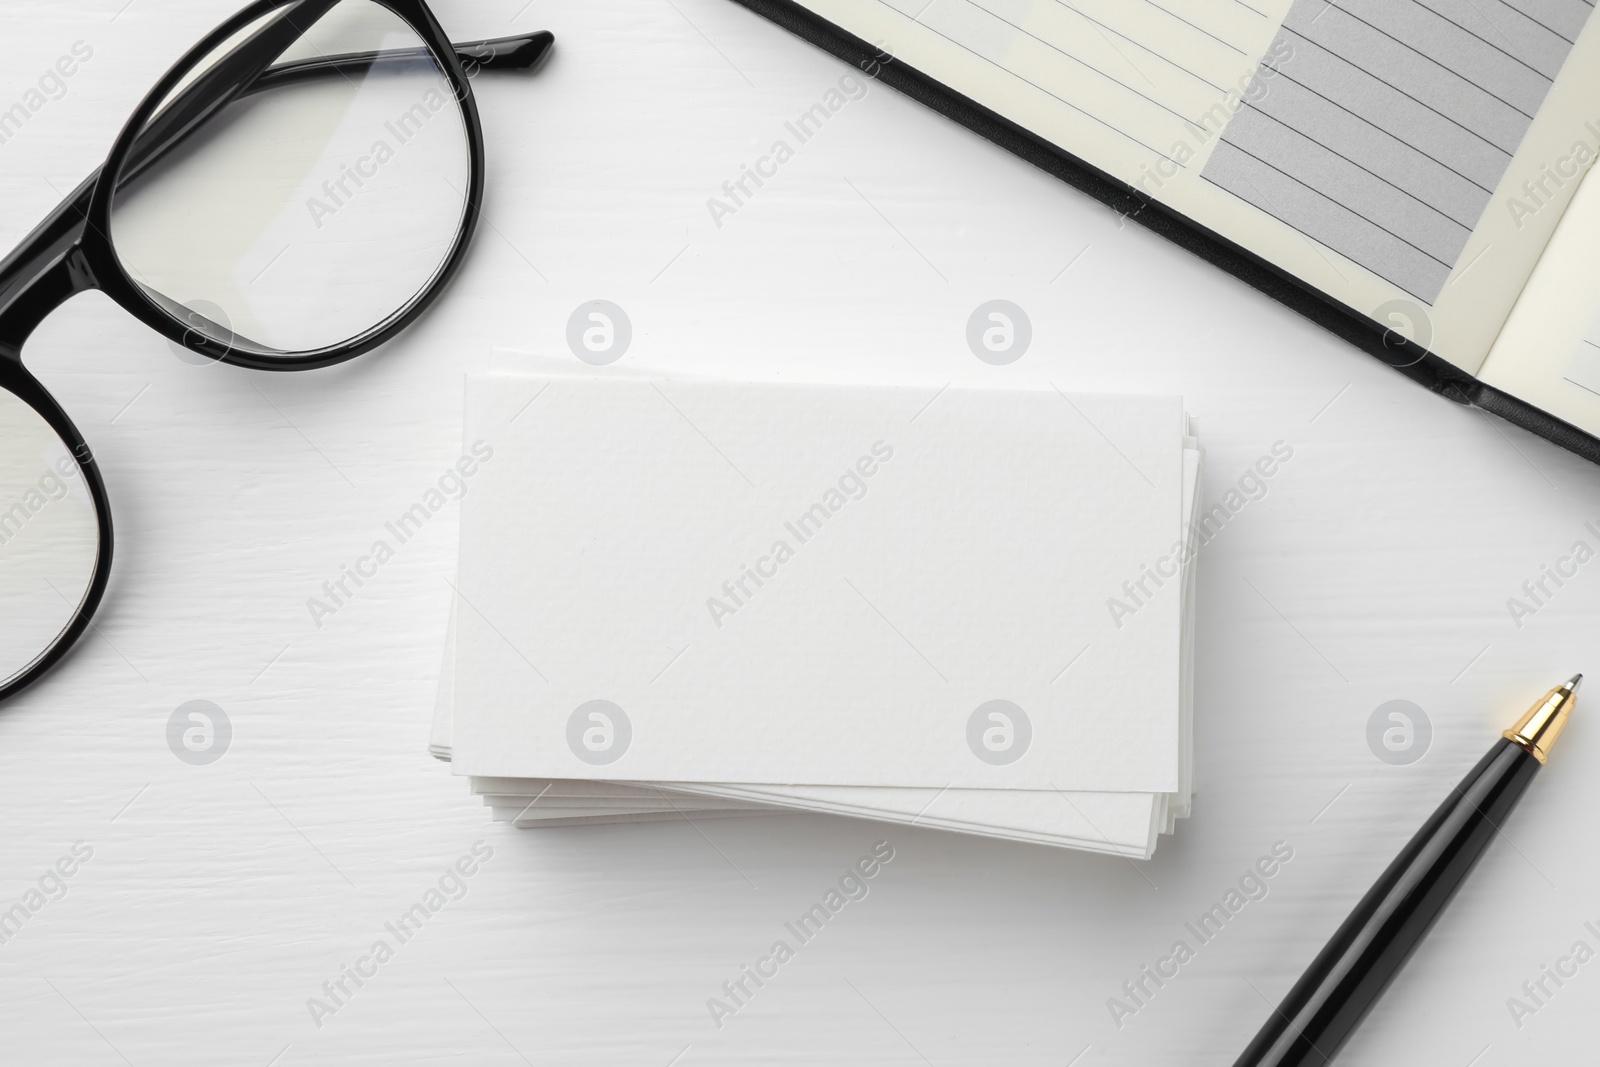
(1504, 676, 1580, 763)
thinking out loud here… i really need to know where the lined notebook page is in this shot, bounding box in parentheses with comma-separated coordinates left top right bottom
(1204, 0, 1594, 302)
(1565, 320, 1600, 400)
(790, 0, 1600, 372)
(871, 0, 1273, 164)
(1457, 120, 1600, 438)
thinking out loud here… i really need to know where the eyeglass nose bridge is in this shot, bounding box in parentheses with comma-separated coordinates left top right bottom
(0, 178, 101, 360)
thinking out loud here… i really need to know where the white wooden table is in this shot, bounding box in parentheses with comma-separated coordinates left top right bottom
(1, 2, 1597, 1064)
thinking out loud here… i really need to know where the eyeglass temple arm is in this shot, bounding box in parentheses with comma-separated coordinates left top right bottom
(0, 30, 554, 338)
(260, 32, 555, 87)
(122, 26, 554, 186)
(452, 31, 555, 69)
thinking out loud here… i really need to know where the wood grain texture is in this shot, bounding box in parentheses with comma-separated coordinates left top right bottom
(0, 1, 1597, 1064)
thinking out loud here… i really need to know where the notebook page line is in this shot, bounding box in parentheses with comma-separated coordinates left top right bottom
(878, 0, 1282, 168)
(1135, 0, 1256, 54)
(1405, 0, 1575, 69)
(1262, 68, 1503, 194)
(1274, 29, 1524, 154)
(1211, 142, 1461, 270)
(1411, 0, 1590, 49)
(1204, 0, 1594, 301)
(1214, 69, 1486, 256)
(1238, 108, 1475, 234)
(1042, 0, 1231, 94)
(1311, 7, 1542, 120)
(960, 1, 1215, 132)
(878, 0, 1197, 164)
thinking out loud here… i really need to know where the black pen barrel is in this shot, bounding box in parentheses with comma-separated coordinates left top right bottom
(1233, 738, 1541, 1066)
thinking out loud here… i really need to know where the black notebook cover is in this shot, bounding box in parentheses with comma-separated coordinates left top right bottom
(727, 0, 1600, 467)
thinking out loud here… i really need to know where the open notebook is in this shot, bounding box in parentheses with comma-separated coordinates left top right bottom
(733, 0, 1600, 462)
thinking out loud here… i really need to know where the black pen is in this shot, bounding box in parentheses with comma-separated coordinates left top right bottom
(1234, 675, 1580, 1066)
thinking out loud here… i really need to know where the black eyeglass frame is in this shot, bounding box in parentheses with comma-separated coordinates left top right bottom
(0, 0, 552, 702)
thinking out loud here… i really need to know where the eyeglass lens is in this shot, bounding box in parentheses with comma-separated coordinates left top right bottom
(109, 0, 473, 358)
(0, 389, 100, 690)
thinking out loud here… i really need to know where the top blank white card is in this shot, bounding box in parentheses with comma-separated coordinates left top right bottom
(450, 376, 1185, 791)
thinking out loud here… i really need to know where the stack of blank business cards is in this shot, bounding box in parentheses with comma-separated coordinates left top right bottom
(432, 366, 1200, 858)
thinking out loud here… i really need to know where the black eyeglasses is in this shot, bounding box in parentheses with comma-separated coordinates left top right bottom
(0, 0, 551, 701)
